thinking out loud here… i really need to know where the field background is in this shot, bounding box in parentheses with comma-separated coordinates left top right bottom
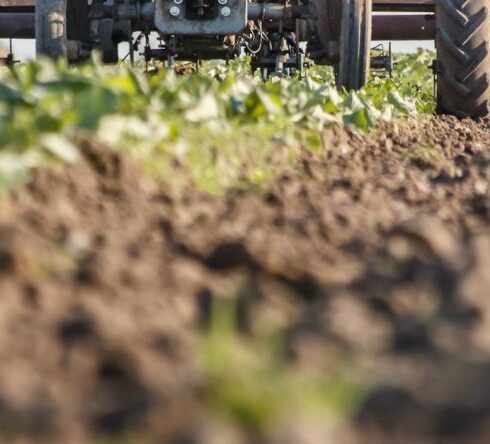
(0, 49, 490, 444)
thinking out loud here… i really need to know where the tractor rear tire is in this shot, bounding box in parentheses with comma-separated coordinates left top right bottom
(436, 0, 490, 118)
(337, 0, 372, 90)
(36, 0, 68, 60)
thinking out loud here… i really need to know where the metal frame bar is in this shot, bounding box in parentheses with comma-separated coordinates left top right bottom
(0, 0, 34, 13)
(0, 0, 437, 41)
(0, 12, 34, 37)
(373, 0, 434, 12)
(373, 13, 435, 40)
(0, 0, 35, 5)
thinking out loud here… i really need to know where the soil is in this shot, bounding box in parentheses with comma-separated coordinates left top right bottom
(1, 115, 490, 443)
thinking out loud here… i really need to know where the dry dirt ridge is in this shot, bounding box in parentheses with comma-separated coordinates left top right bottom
(1, 116, 490, 443)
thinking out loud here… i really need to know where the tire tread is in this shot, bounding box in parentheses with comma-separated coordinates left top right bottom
(436, 0, 490, 118)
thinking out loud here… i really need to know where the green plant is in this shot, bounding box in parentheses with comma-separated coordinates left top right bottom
(199, 297, 362, 435)
(0, 50, 435, 196)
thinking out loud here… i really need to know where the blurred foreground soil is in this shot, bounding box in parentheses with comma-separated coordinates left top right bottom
(1, 116, 490, 443)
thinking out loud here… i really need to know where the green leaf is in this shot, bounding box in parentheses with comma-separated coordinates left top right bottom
(39, 134, 79, 163)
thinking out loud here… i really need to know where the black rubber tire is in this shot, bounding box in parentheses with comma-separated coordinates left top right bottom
(436, 0, 490, 118)
(36, 0, 68, 60)
(337, 0, 372, 90)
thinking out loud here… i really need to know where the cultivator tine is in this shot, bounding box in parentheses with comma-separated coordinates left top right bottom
(370, 42, 393, 79)
(0, 38, 18, 68)
(431, 58, 437, 101)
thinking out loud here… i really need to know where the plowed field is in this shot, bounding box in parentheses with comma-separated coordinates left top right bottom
(1, 115, 490, 444)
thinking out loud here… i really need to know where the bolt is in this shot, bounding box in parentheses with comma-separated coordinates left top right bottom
(221, 6, 231, 16)
(170, 6, 180, 16)
(218, 0, 227, 4)
(174, 0, 183, 4)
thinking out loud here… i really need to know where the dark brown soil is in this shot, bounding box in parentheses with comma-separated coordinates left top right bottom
(1, 116, 490, 443)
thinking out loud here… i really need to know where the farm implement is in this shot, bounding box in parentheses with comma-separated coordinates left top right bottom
(0, 0, 488, 118)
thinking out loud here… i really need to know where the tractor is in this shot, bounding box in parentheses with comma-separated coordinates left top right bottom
(0, 0, 488, 118)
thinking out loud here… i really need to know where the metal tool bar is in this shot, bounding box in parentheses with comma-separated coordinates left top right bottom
(0, 0, 34, 13)
(248, 3, 311, 20)
(373, 0, 434, 12)
(0, 9, 436, 42)
(374, 0, 434, 5)
(0, 0, 35, 6)
(372, 13, 435, 40)
(0, 13, 34, 38)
